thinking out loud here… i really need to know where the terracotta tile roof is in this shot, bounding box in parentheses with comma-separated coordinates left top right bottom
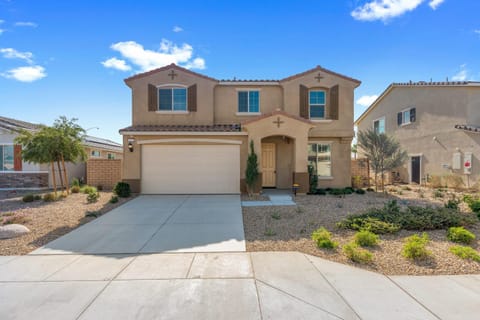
(280, 65, 361, 85)
(219, 79, 279, 82)
(241, 110, 315, 126)
(124, 63, 218, 84)
(119, 124, 242, 133)
(454, 124, 480, 134)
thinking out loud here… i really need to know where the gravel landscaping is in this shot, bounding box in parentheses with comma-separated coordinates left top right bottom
(0, 191, 132, 255)
(243, 186, 480, 275)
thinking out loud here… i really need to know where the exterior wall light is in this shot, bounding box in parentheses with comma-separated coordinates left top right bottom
(128, 138, 135, 152)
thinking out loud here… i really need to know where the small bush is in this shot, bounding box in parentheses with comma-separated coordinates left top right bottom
(447, 227, 476, 244)
(433, 190, 444, 198)
(343, 242, 373, 264)
(355, 188, 366, 195)
(85, 210, 101, 218)
(402, 233, 431, 260)
(43, 193, 57, 202)
(33, 194, 41, 201)
(271, 212, 281, 220)
(109, 195, 119, 204)
(337, 216, 400, 234)
(71, 186, 80, 193)
(463, 194, 476, 206)
(97, 185, 103, 191)
(86, 191, 100, 203)
(113, 182, 131, 198)
(468, 200, 480, 214)
(264, 229, 276, 236)
(444, 199, 460, 210)
(329, 188, 345, 196)
(71, 178, 80, 187)
(22, 194, 35, 202)
(315, 188, 327, 195)
(82, 186, 96, 194)
(366, 187, 374, 192)
(311, 227, 338, 249)
(354, 230, 379, 247)
(449, 245, 480, 262)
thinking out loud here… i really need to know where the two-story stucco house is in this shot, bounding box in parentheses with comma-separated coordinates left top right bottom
(355, 81, 480, 187)
(120, 64, 360, 194)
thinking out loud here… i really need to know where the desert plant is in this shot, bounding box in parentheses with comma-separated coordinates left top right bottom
(444, 198, 460, 210)
(245, 140, 259, 196)
(447, 227, 476, 244)
(82, 185, 96, 194)
(43, 193, 57, 202)
(311, 227, 338, 249)
(354, 230, 379, 247)
(433, 189, 444, 198)
(402, 233, 431, 260)
(71, 185, 80, 193)
(71, 178, 80, 187)
(85, 210, 101, 218)
(22, 194, 35, 202)
(109, 195, 119, 204)
(86, 190, 100, 203)
(113, 182, 131, 198)
(33, 194, 41, 200)
(315, 188, 327, 195)
(337, 216, 400, 234)
(264, 229, 276, 236)
(271, 212, 281, 220)
(449, 245, 480, 262)
(308, 164, 318, 194)
(343, 242, 373, 263)
(355, 188, 366, 195)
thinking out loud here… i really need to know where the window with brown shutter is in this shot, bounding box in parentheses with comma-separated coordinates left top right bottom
(299, 84, 308, 119)
(329, 85, 339, 120)
(188, 84, 197, 112)
(14, 144, 22, 171)
(148, 84, 158, 111)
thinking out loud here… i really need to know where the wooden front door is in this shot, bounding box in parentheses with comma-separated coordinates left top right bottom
(411, 156, 421, 184)
(261, 143, 276, 187)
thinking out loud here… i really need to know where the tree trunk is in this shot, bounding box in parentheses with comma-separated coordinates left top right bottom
(56, 160, 64, 191)
(51, 162, 57, 195)
(61, 155, 69, 194)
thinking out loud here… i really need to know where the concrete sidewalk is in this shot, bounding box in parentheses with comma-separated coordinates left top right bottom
(1, 252, 478, 319)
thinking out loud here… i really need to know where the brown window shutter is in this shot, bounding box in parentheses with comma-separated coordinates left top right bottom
(148, 84, 158, 111)
(299, 84, 308, 119)
(188, 84, 197, 112)
(14, 144, 22, 171)
(329, 85, 339, 120)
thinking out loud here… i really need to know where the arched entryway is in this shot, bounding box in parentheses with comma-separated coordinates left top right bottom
(261, 135, 295, 189)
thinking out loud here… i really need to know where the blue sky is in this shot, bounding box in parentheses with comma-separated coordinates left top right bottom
(1, 0, 479, 143)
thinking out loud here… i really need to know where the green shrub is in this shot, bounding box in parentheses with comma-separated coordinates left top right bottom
(43, 193, 57, 202)
(449, 245, 480, 262)
(85, 210, 101, 218)
(402, 233, 431, 260)
(22, 194, 35, 202)
(315, 188, 327, 195)
(33, 194, 41, 200)
(82, 186, 96, 194)
(311, 227, 338, 249)
(71, 178, 80, 187)
(354, 230, 379, 247)
(337, 216, 400, 234)
(109, 195, 119, 204)
(329, 188, 345, 196)
(97, 185, 103, 191)
(343, 242, 373, 264)
(433, 190, 444, 198)
(366, 187, 374, 192)
(355, 188, 366, 195)
(113, 182, 131, 198)
(447, 227, 476, 244)
(86, 191, 100, 203)
(71, 186, 80, 193)
(264, 229, 276, 236)
(468, 200, 480, 213)
(444, 199, 460, 210)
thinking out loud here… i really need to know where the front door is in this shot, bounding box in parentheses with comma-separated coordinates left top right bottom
(411, 156, 421, 184)
(261, 143, 276, 187)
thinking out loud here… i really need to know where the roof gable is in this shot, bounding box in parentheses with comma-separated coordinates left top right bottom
(280, 65, 361, 86)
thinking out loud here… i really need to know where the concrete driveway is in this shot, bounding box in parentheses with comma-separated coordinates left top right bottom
(32, 195, 245, 254)
(1, 252, 479, 319)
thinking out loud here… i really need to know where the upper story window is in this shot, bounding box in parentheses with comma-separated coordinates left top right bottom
(373, 117, 385, 134)
(107, 153, 115, 160)
(159, 88, 187, 111)
(238, 91, 259, 113)
(91, 150, 101, 158)
(0, 145, 14, 171)
(397, 107, 416, 126)
(309, 90, 326, 119)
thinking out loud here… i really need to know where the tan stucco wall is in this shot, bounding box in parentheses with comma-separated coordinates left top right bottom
(356, 86, 480, 186)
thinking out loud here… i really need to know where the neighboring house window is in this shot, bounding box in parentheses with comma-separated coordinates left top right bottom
(158, 88, 187, 111)
(0, 145, 14, 171)
(107, 153, 115, 160)
(308, 143, 331, 177)
(309, 90, 326, 119)
(397, 107, 416, 126)
(238, 91, 259, 113)
(373, 117, 385, 134)
(91, 150, 101, 157)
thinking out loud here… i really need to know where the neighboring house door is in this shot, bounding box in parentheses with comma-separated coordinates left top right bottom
(411, 156, 421, 184)
(261, 143, 276, 187)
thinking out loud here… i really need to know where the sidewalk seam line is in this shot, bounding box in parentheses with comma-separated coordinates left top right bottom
(250, 253, 264, 320)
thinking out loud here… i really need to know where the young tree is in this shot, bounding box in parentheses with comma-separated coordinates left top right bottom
(357, 129, 407, 192)
(245, 140, 259, 196)
(351, 143, 358, 160)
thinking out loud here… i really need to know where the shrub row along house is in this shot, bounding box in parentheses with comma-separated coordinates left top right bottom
(355, 81, 480, 188)
(0, 116, 123, 189)
(120, 64, 361, 194)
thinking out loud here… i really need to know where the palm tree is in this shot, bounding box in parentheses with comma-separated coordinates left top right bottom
(357, 129, 407, 192)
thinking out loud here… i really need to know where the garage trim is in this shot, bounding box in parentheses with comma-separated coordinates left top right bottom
(138, 138, 243, 145)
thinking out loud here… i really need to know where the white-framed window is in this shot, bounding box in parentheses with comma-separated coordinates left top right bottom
(308, 143, 331, 177)
(397, 107, 416, 126)
(107, 153, 115, 160)
(373, 117, 385, 134)
(158, 87, 187, 111)
(238, 91, 259, 113)
(0, 144, 14, 171)
(309, 90, 326, 119)
(91, 150, 101, 158)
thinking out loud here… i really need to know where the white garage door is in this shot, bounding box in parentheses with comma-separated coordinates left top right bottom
(141, 144, 240, 194)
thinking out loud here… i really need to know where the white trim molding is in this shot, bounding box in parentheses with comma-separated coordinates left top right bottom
(155, 111, 189, 115)
(236, 112, 261, 116)
(137, 138, 243, 145)
(121, 131, 248, 136)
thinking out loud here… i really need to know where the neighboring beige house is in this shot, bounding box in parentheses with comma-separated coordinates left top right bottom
(120, 63, 360, 194)
(0, 116, 122, 189)
(355, 81, 480, 187)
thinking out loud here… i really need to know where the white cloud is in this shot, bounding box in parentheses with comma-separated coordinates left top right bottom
(0, 29, 4, 35)
(14, 21, 38, 27)
(1, 65, 46, 82)
(351, 0, 443, 22)
(428, 0, 444, 10)
(106, 39, 206, 72)
(173, 26, 183, 32)
(0, 19, 4, 24)
(0, 48, 33, 63)
(356, 95, 379, 107)
(101, 57, 131, 71)
(452, 64, 468, 81)
(475, 30, 480, 35)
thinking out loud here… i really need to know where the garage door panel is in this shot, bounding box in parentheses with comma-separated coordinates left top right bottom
(141, 145, 240, 194)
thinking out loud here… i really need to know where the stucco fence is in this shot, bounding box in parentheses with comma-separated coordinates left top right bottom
(86, 159, 122, 190)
